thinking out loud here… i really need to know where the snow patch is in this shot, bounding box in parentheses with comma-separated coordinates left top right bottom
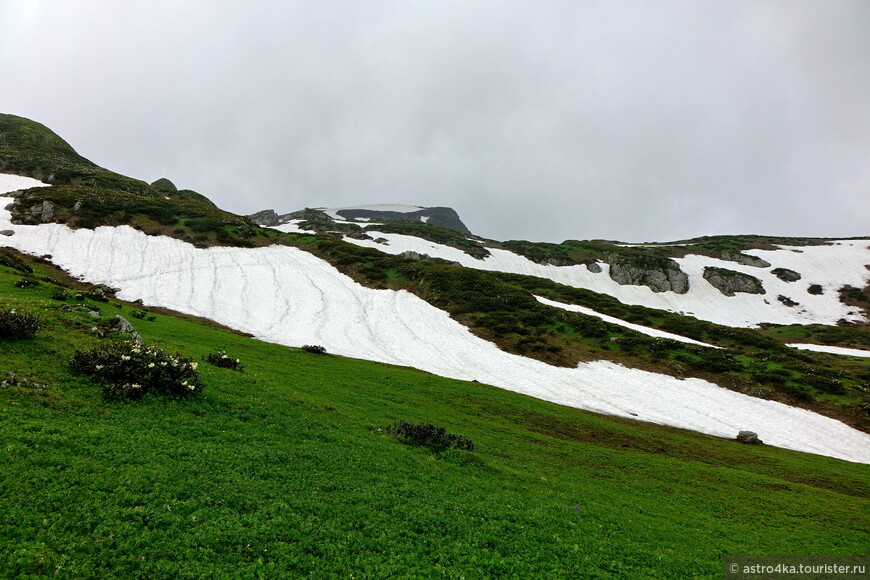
(787, 344, 870, 358)
(536, 296, 721, 348)
(345, 231, 870, 328)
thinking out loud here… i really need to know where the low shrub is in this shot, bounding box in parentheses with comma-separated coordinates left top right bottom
(70, 341, 203, 399)
(129, 309, 147, 319)
(0, 309, 42, 339)
(386, 420, 475, 452)
(302, 344, 327, 354)
(203, 350, 244, 371)
(13, 278, 40, 288)
(49, 288, 68, 301)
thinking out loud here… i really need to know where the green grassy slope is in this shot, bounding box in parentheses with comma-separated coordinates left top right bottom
(1, 251, 868, 578)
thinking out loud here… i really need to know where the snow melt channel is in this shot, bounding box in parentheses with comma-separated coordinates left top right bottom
(1, 175, 869, 464)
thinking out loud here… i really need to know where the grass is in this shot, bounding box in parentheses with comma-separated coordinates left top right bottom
(0, 248, 869, 578)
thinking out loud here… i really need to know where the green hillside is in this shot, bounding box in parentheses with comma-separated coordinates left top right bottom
(1, 249, 868, 578)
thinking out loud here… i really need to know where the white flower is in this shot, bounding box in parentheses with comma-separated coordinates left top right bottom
(221, 354, 228, 359)
(148, 363, 155, 368)
(95, 365, 104, 370)
(121, 355, 131, 361)
(187, 384, 195, 391)
(191, 362, 198, 370)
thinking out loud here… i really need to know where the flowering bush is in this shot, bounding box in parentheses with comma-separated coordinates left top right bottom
(70, 341, 203, 399)
(386, 420, 475, 452)
(13, 278, 40, 288)
(203, 350, 244, 371)
(0, 309, 42, 339)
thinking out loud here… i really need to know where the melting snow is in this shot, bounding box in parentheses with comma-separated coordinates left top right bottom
(343, 231, 870, 328)
(1, 174, 869, 464)
(787, 344, 870, 358)
(536, 296, 721, 348)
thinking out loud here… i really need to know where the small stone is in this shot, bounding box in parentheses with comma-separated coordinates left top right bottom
(0, 230, 13, 236)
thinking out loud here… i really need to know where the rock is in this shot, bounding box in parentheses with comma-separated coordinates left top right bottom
(771, 267, 801, 282)
(41, 201, 55, 222)
(246, 209, 281, 226)
(72, 200, 83, 213)
(0, 230, 13, 236)
(114, 315, 142, 343)
(736, 431, 763, 445)
(703, 267, 765, 296)
(585, 262, 602, 273)
(88, 310, 100, 318)
(721, 251, 771, 268)
(807, 284, 824, 295)
(607, 256, 689, 294)
(777, 295, 799, 307)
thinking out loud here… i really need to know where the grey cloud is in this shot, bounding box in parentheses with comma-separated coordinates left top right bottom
(1, 0, 867, 242)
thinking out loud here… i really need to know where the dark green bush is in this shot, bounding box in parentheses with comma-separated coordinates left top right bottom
(49, 288, 67, 301)
(13, 278, 39, 288)
(386, 420, 475, 452)
(70, 341, 203, 399)
(203, 350, 244, 371)
(302, 344, 327, 354)
(0, 249, 34, 273)
(0, 309, 42, 339)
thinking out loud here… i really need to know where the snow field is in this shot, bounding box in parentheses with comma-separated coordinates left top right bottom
(343, 231, 870, 328)
(1, 174, 869, 463)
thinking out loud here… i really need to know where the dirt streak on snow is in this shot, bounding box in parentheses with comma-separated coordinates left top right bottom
(1, 174, 869, 464)
(344, 231, 870, 328)
(536, 296, 720, 348)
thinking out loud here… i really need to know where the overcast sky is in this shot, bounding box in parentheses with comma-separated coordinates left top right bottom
(1, 1, 867, 242)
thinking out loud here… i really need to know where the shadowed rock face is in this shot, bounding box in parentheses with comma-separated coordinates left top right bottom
(334, 207, 470, 235)
(248, 205, 472, 235)
(607, 256, 689, 294)
(247, 209, 281, 226)
(703, 267, 765, 296)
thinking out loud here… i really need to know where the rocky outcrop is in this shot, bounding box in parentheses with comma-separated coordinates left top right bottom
(771, 267, 801, 282)
(247, 209, 281, 226)
(399, 250, 461, 266)
(114, 315, 142, 343)
(703, 267, 765, 296)
(607, 255, 689, 294)
(585, 261, 602, 273)
(720, 251, 771, 268)
(335, 206, 471, 235)
(736, 431, 763, 445)
(29, 201, 55, 223)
